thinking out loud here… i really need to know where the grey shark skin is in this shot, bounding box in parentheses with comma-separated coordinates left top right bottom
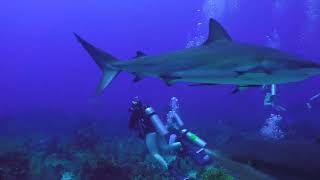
(74, 19, 320, 93)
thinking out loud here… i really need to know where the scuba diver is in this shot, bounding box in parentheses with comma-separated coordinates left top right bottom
(263, 84, 286, 111)
(128, 97, 212, 180)
(166, 97, 212, 166)
(306, 92, 320, 109)
(128, 97, 186, 179)
(261, 84, 287, 140)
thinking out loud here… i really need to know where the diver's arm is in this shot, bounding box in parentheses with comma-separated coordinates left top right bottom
(159, 135, 182, 151)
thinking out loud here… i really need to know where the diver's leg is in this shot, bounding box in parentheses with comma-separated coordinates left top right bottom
(152, 135, 189, 179)
(145, 132, 168, 170)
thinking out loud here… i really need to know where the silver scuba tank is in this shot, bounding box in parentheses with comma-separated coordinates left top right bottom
(145, 107, 169, 136)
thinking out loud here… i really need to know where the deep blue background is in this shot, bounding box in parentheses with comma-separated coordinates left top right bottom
(1, 0, 319, 138)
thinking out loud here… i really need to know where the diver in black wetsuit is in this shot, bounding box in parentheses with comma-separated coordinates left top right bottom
(129, 97, 213, 180)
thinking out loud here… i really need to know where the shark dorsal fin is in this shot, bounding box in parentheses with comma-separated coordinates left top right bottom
(203, 19, 232, 45)
(135, 51, 146, 58)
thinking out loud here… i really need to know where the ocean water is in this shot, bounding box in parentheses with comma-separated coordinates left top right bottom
(1, 0, 320, 179)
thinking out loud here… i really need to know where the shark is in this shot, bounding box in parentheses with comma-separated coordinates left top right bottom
(74, 19, 320, 94)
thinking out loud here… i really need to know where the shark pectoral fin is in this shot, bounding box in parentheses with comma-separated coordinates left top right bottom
(134, 51, 146, 58)
(160, 74, 181, 87)
(165, 80, 175, 86)
(203, 18, 232, 45)
(235, 71, 246, 76)
(232, 85, 261, 94)
(232, 86, 247, 94)
(132, 73, 145, 83)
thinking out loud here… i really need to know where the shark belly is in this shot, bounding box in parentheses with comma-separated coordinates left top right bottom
(173, 68, 311, 86)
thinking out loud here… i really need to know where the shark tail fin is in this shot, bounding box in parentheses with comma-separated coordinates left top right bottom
(74, 33, 120, 94)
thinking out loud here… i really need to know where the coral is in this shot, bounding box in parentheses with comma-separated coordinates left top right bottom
(131, 161, 171, 180)
(175, 156, 197, 173)
(201, 167, 234, 180)
(61, 171, 75, 180)
(29, 152, 46, 178)
(0, 123, 236, 180)
(187, 170, 198, 179)
(71, 124, 101, 150)
(44, 154, 71, 169)
(0, 151, 30, 180)
(45, 137, 63, 155)
(80, 159, 132, 179)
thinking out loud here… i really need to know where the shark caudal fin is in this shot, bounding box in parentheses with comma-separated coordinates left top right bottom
(74, 33, 120, 94)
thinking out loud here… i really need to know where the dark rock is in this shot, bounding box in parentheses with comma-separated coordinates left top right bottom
(81, 159, 132, 180)
(0, 151, 30, 180)
(71, 124, 101, 150)
(217, 139, 320, 179)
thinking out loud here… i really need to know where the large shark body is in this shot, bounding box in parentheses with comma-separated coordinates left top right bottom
(75, 19, 320, 93)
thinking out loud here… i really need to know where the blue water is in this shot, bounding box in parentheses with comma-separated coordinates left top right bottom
(1, 0, 320, 179)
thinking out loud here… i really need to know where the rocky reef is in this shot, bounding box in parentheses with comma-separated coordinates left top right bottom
(200, 167, 234, 180)
(3, 118, 318, 179)
(0, 151, 29, 180)
(0, 124, 234, 180)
